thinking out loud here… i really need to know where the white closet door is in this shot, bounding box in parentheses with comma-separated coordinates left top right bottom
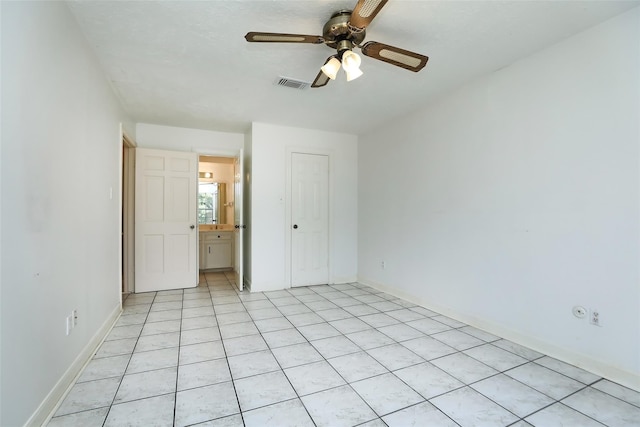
(291, 153, 329, 287)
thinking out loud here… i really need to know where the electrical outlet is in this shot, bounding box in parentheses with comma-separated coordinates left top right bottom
(381, 261, 386, 270)
(590, 309, 601, 326)
(72, 309, 78, 327)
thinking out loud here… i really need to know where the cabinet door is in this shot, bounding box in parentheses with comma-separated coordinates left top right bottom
(206, 242, 232, 268)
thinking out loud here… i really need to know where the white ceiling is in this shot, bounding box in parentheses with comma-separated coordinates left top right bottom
(67, 0, 638, 135)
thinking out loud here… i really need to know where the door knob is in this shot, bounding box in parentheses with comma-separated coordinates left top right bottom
(293, 224, 298, 229)
(190, 225, 195, 230)
(235, 225, 239, 229)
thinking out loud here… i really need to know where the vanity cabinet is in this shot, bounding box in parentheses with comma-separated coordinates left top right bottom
(200, 232, 233, 269)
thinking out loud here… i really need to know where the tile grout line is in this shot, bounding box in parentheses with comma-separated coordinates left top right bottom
(172, 288, 185, 427)
(207, 274, 247, 427)
(100, 290, 157, 426)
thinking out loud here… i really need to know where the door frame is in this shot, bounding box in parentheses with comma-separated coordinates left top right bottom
(121, 131, 136, 296)
(285, 147, 334, 288)
(233, 150, 244, 291)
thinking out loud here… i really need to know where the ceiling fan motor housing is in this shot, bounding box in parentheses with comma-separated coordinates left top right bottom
(323, 10, 366, 49)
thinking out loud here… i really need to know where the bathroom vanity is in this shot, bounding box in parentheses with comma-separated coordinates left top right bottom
(199, 229, 234, 270)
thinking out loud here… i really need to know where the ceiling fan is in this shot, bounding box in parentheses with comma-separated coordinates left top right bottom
(244, 0, 428, 88)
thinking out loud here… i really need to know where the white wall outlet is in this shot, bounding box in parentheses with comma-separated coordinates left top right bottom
(381, 261, 386, 269)
(572, 306, 586, 319)
(72, 309, 78, 327)
(590, 309, 601, 326)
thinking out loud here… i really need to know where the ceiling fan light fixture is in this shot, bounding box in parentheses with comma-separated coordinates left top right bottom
(345, 67, 364, 81)
(341, 50, 363, 81)
(321, 57, 341, 80)
(341, 50, 361, 70)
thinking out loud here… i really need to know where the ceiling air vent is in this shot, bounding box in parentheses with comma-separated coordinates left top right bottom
(275, 76, 310, 90)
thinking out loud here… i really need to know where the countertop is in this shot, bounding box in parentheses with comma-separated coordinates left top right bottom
(199, 225, 234, 232)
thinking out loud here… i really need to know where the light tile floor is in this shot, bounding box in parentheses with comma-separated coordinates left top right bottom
(47, 272, 640, 427)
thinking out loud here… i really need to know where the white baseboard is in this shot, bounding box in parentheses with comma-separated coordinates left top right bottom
(359, 278, 640, 392)
(249, 282, 290, 292)
(329, 275, 358, 285)
(27, 304, 122, 427)
(245, 276, 356, 293)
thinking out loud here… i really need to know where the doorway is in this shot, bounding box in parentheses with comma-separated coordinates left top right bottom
(290, 153, 329, 287)
(125, 148, 245, 294)
(198, 154, 244, 291)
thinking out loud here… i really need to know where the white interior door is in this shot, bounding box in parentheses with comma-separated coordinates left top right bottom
(233, 150, 244, 291)
(291, 153, 329, 287)
(135, 148, 198, 292)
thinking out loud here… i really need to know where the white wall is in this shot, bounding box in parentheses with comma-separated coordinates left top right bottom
(136, 123, 244, 155)
(358, 8, 640, 389)
(1, 2, 129, 425)
(249, 123, 358, 291)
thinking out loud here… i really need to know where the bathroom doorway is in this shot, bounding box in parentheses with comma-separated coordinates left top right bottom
(198, 155, 244, 290)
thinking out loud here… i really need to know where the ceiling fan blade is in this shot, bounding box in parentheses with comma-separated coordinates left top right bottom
(361, 41, 428, 72)
(311, 70, 330, 88)
(311, 58, 334, 88)
(245, 32, 324, 44)
(349, 0, 389, 29)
